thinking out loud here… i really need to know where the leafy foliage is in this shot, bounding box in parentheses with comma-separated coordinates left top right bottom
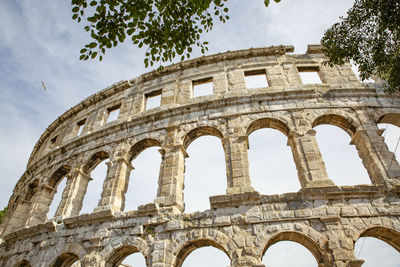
(72, 0, 281, 67)
(72, 0, 231, 67)
(0, 207, 7, 225)
(321, 0, 400, 93)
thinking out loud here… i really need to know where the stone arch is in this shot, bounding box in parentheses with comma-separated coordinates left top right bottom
(13, 259, 31, 267)
(45, 165, 71, 218)
(246, 117, 291, 137)
(355, 226, 400, 252)
(48, 165, 70, 188)
(170, 229, 235, 267)
(246, 117, 299, 194)
(128, 138, 162, 162)
(50, 253, 79, 267)
(183, 126, 224, 149)
(103, 236, 149, 267)
(262, 231, 326, 265)
(377, 112, 400, 128)
(23, 165, 72, 225)
(312, 113, 357, 136)
(174, 238, 231, 267)
(50, 242, 86, 267)
(82, 151, 110, 174)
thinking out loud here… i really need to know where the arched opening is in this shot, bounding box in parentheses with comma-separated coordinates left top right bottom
(80, 151, 109, 214)
(262, 231, 324, 266)
(355, 227, 400, 267)
(313, 115, 370, 185)
(377, 114, 400, 165)
(14, 260, 31, 267)
(107, 245, 146, 267)
(248, 128, 299, 195)
(175, 239, 230, 267)
(47, 165, 70, 219)
(355, 237, 400, 267)
(47, 178, 67, 218)
(262, 241, 318, 266)
(125, 139, 162, 211)
(184, 133, 226, 212)
(51, 253, 80, 267)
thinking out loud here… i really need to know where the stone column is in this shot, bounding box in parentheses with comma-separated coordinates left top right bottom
(287, 130, 334, 188)
(1, 199, 31, 235)
(54, 169, 93, 218)
(222, 135, 254, 194)
(154, 125, 186, 213)
(25, 184, 56, 226)
(94, 158, 134, 213)
(155, 144, 187, 213)
(351, 127, 400, 186)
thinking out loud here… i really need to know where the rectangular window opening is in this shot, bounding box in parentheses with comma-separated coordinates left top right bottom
(298, 66, 323, 84)
(50, 136, 57, 144)
(193, 77, 213, 97)
(77, 119, 86, 136)
(49, 135, 58, 149)
(245, 70, 269, 89)
(145, 90, 162, 110)
(106, 104, 121, 123)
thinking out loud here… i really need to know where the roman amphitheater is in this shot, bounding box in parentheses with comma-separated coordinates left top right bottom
(0, 45, 399, 267)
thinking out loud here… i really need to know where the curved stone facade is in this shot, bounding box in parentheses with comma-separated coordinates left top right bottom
(1, 45, 400, 267)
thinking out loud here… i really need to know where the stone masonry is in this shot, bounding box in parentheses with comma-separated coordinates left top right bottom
(1, 45, 400, 267)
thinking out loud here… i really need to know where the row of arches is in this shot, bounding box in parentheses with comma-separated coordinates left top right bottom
(45, 113, 399, 217)
(12, 226, 400, 267)
(4, 112, 399, 233)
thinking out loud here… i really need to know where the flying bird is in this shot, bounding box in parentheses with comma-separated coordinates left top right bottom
(41, 81, 47, 91)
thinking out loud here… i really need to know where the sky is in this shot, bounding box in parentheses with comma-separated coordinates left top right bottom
(1, 0, 400, 266)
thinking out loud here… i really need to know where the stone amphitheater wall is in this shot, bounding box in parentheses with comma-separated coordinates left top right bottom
(1, 45, 400, 267)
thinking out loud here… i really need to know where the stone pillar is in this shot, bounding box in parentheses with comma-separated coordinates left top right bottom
(94, 158, 134, 212)
(25, 184, 56, 226)
(155, 144, 187, 213)
(222, 135, 254, 194)
(176, 80, 192, 104)
(351, 127, 400, 186)
(1, 200, 31, 235)
(55, 169, 92, 218)
(154, 126, 186, 213)
(288, 130, 334, 188)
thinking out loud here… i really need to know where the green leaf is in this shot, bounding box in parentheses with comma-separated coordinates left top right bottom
(88, 42, 97, 48)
